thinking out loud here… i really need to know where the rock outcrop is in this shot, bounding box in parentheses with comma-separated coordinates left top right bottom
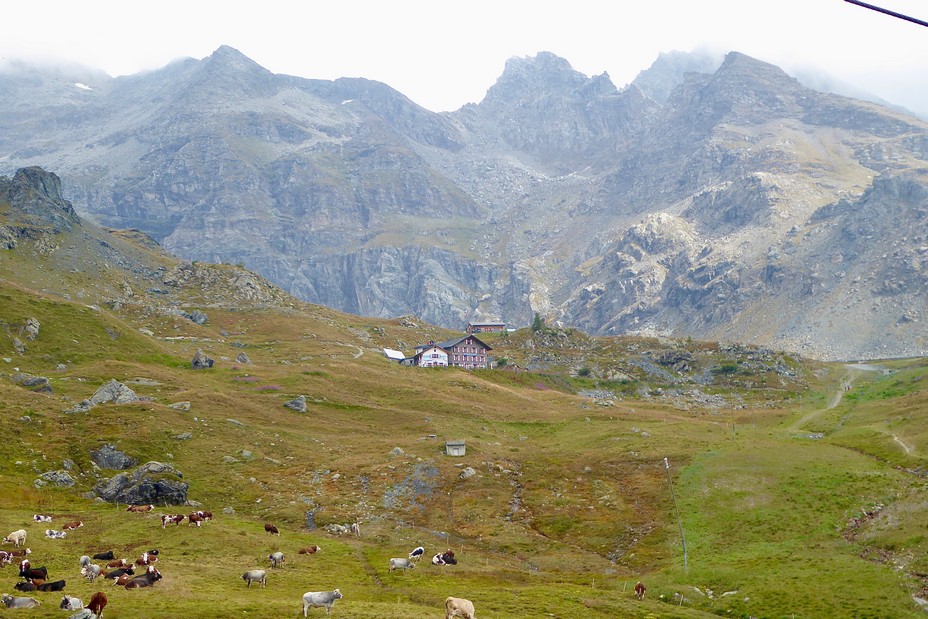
(93, 461, 188, 506)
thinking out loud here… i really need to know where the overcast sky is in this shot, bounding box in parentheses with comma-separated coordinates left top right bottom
(1, 0, 927, 116)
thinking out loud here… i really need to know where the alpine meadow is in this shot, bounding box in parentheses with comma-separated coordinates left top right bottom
(2, 42, 928, 619)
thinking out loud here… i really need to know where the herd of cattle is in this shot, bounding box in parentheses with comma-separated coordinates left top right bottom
(1, 507, 481, 618)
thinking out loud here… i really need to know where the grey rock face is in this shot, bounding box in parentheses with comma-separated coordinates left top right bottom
(23, 318, 40, 341)
(35, 470, 76, 488)
(90, 444, 138, 470)
(90, 379, 140, 405)
(191, 349, 213, 369)
(93, 461, 188, 505)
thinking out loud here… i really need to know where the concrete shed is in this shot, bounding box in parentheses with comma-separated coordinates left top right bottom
(445, 439, 466, 457)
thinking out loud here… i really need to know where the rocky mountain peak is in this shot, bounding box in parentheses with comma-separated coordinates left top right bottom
(181, 45, 278, 100)
(481, 51, 604, 107)
(2, 167, 79, 233)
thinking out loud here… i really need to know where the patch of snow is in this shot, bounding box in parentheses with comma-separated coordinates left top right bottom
(74, 82, 92, 91)
(341, 99, 353, 105)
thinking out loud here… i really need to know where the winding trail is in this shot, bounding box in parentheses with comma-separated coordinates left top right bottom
(786, 364, 881, 433)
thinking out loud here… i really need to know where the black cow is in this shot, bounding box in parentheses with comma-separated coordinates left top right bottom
(37, 579, 66, 592)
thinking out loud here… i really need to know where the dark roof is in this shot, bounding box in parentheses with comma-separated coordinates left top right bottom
(468, 321, 505, 326)
(434, 335, 492, 351)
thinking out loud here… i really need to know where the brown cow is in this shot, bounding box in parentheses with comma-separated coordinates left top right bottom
(264, 523, 280, 536)
(106, 558, 129, 569)
(187, 513, 203, 527)
(61, 521, 83, 531)
(298, 546, 321, 554)
(88, 591, 107, 618)
(113, 573, 133, 586)
(126, 504, 154, 513)
(635, 581, 646, 600)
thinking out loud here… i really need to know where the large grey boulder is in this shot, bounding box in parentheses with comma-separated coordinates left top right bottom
(89, 380, 140, 405)
(90, 444, 137, 470)
(92, 461, 188, 506)
(191, 348, 214, 369)
(35, 470, 76, 488)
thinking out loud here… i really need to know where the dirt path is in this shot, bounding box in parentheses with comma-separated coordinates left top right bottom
(893, 434, 914, 455)
(787, 365, 881, 433)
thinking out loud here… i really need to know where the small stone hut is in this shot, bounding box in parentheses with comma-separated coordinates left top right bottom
(445, 439, 466, 457)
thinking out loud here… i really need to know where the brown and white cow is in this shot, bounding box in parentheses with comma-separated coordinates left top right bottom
(264, 523, 280, 536)
(160, 514, 185, 528)
(298, 546, 321, 554)
(61, 521, 83, 531)
(634, 581, 646, 600)
(126, 504, 154, 513)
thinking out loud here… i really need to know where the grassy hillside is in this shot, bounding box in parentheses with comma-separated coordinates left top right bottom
(1, 214, 927, 617)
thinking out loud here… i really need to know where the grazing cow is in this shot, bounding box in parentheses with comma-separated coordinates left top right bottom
(445, 596, 476, 619)
(81, 564, 103, 582)
(125, 567, 162, 589)
(3, 529, 27, 547)
(106, 558, 129, 569)
(92, 551, 114, 561)
(196, 510, 212, 522)
(1, 594, 40, 608)
(9, 547, 31, 557)
(45, 529, 67, 539)
(161, 514, 186, 528)
(409, 546, 425, 561)
(37, 579, 67, 592)
(242, 569, 267, 588)
(269, 552, 285, 568)
(635, 581, 646, 600)
(80, 556, 93, 568)
(264, 523, 280, 535)
(187, 512, 203, 527)
(302, 589, 343, 616)
(13, 581, 37, 592)
(298, 546, 321, 555)
(126, 504, 155, 513)
(389, 557, 415, 572)
(59, 595, 84, 610)
(32, 514, 52, 523)
(350, 522, 360, 536)
(87, 591, 107, 618)
(62, 521, 83, 531)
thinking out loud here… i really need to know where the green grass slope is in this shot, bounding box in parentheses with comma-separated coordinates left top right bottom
(0, 207, 926, 617)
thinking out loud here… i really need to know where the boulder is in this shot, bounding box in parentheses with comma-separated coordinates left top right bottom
(35, 470, 76, 488)
(184, 310, 208, 325)
(23, 318, 40, 341)
(284, 395, 306, 412)
(191, 348, 214, 369)
(169, 401, 191, 411)
(12, 373, 51, 392)
(90, 444, 137, 470)
(236, 352, 251, 364)
(92, 461, 188, 506)
(89, 379, 140, 405)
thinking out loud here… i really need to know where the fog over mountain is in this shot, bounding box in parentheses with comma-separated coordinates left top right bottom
(1, 46, 927, 360)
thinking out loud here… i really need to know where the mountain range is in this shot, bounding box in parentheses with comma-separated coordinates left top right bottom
(1, 46, 927, 361)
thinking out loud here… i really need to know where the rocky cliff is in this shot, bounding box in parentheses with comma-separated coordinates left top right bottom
(1, 47, 927, 360)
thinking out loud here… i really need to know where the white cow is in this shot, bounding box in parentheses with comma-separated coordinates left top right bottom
(302, 589, 343, 616)
(389, 557, 415, 571)
(32, 514, 52, 523)
(445, 596, 476, 619)
(268, 551, 285, 568)
(2, 529, 27, 547)
(242, 569, 266, 588)
(59, 595, 84, 610)
(1, 594, 40, 608)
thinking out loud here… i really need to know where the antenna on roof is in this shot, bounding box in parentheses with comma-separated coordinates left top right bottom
(844, 0, 928, 28)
